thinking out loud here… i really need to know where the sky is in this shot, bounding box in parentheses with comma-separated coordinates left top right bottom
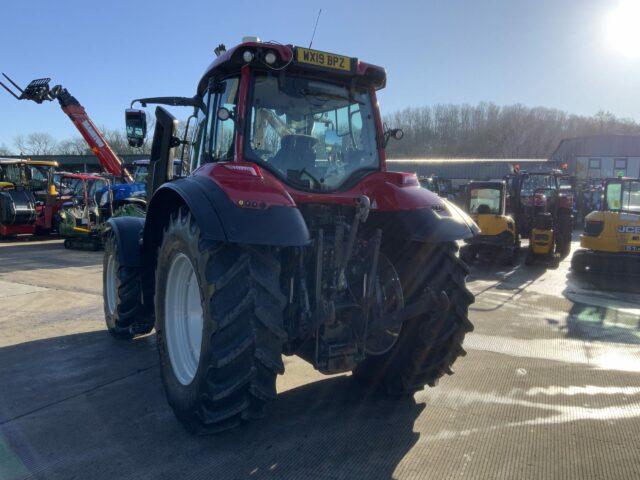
(1, 0, 640, 148)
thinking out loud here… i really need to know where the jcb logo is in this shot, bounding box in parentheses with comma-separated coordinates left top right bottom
(617, 225, 640, 234)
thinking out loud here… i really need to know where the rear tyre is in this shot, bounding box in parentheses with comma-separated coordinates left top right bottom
(524, 248, 535, 265)
(571, 251, 587, 273)
(103, 233, 150, 339)
(501, 245, 517, 265)
(556, 212, 572, 257)
(155, 208, 286, 434)
(459, 245, 477, 265)
(353, 243, 474, 395)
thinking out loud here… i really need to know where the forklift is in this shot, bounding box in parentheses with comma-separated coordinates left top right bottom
(572, 177, 640, 274)
(460, 180, 519, 265)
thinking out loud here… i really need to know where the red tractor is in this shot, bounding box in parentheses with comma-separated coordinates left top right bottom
(103, 40, 478, 433)
(0, 158, 61, 238)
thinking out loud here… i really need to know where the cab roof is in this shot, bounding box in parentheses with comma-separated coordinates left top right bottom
(198, 41, 386, 94)
(0, 157, 59, 167)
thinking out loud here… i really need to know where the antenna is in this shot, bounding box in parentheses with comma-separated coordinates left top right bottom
(308, 9, 322, 49)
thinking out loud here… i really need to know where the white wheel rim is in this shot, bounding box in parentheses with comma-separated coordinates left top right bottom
(105, 253, 117, 316)
(164, 253, 204, 386)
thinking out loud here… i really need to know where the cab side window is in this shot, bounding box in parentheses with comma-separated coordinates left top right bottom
(189, 91, 210, 171)
(211, 78, 240, 161)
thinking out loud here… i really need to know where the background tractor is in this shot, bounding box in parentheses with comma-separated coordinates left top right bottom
(572, 177, 640, 274)
(460, 180, 518, 265)
(56, 172, 111, 250)
(418, 175, 454, 200)
(0, 158, 60, 238)
(102, 39, 478, 433)
(507, 170, 573, 266)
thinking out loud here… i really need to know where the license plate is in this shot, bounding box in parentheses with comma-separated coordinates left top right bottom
(624, 245, 640, 252)
(296, 47, 352, 72)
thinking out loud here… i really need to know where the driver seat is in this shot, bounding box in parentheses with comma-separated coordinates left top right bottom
(270, 135, 318, 176)
(477, 204, 492, 214)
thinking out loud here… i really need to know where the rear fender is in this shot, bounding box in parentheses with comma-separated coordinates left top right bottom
(370, 199, 479, 244)
(143, 175, 310, 249)
(105, 216, 145, 267)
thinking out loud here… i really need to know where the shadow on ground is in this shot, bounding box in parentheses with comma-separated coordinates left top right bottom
(0, 240, 101, 275)
(0, 331, 424, 480)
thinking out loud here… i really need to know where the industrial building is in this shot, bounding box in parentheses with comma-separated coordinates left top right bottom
(549, 134, 640, 180)
(387, 158, 549, 186)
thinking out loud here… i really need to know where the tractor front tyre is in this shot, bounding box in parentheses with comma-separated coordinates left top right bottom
(353, 243, 474, 395)
(155, 208, 286, 434)
(103, 233, 151, 339)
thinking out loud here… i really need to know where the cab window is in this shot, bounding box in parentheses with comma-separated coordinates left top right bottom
(189, 91, 210, 171)
(606, 182, 622, 210)
(211, 78, 239, 160)
(469, 188, 501, 214)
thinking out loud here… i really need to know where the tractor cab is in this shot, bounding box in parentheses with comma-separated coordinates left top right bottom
(0, 159, 55, 193)
(460, 181, 519, 264)
(572, 178, 640, 274)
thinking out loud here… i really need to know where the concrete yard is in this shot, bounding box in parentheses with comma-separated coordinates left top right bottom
(0, 237, 639, 479)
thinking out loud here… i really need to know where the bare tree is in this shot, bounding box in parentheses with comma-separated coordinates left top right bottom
(13, 132, 58, 155)
(56, 137, 90, 155)
(0, 143, 13, 156)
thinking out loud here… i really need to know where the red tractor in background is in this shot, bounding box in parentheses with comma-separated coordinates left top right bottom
(506, 168, 573, 264)
(103, 40, 478, 433)
(0, 158, 61, 238)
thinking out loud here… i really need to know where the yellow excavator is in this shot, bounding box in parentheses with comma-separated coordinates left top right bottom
(460, 180, 519, 265)
(572, 177, 640, 274)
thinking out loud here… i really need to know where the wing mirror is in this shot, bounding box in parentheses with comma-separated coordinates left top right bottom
(382, 127, 404, 147)
(217, 107, 234, 122)
(125, 108, 147, 148)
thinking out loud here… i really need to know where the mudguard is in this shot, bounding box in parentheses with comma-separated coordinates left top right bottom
(145, 175, 310, 247)
(370, 200, 479, 243)
(105, 216, 145, 267)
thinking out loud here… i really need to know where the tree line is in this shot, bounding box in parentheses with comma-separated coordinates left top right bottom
(383, 103, 640, 158)
(2, 102, 640, 159)
(0, 128, 152, 157)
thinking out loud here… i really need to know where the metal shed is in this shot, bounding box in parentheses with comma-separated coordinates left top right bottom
(387, 158, 549, 186)
(549, 134, 640, 180)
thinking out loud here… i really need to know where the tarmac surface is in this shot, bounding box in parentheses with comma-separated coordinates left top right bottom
(0, 235, 639, 479)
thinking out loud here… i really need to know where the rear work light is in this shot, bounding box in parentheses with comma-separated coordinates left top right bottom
(388, 172, 419, 187)
(222, 163, 261, 176)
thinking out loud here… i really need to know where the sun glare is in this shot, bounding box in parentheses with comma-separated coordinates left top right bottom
(606, 0, 640, 58)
